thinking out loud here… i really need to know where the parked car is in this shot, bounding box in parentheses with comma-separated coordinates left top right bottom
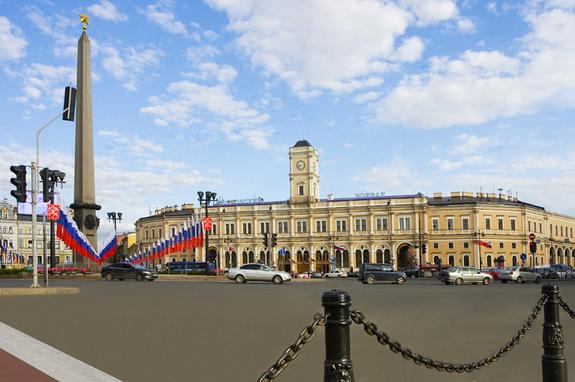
(437, 266, 493, 285)
(481, 267, 503, 280)
(534, 267, 559, 279)
(499, 266, 541, 284)
(101, 263, 158, 281)
(358, 263, 407, 285)
(325, 269, 348, 278)
(402, 268, 420, 278)
(346, 271, 358, 278)
(550, 264, 573, 279)
(227, 263, 292, 284)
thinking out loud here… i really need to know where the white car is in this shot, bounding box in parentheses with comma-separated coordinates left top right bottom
(227, 263, 292, 284)
(325, 269, 348, 278)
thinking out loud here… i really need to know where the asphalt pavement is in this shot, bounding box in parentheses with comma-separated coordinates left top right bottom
(0, 277, 574, 382)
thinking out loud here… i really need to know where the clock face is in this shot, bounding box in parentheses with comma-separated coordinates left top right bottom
(296, 160, 305, 170)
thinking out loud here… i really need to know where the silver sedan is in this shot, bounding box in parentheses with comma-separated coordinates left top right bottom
(499, 267, 541, 284)
(227, 263, 292, 284)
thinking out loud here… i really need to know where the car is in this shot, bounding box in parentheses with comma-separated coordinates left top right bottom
(227, 263, 292, 284)
(534, 266, 559, 279)
(481, 267, 503, 280)
(346, 271, 358, 278)
(499, 266, 541, 284)
(402, 268, 420, 278)
(101, 263, 158, 281)
(437, 266, 493, 285)
(358, 263, 407, 285)
(325, 269, 348, 278)
(549, 264, 573, 279)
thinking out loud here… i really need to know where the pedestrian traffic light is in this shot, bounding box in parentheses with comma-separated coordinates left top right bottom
(422, 243, 427, 254)
(40, 168, 52, 202)
(9, 165, 27, 203)
(271, 233, 277, 247)
(262, 232, 269, 247)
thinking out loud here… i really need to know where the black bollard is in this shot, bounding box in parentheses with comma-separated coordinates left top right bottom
(542, 284, 568, 382)
(322, 289, 355, 382)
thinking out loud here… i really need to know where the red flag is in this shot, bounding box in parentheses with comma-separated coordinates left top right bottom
(477, 240, 492, 248)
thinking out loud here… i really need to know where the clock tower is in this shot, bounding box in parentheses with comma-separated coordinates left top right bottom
(289, 140, 320, 204)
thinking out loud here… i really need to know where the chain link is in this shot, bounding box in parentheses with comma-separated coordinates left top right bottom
(257, 313, 327, 382)
(350, 294, 548, 373)
(558, 295, 575, 319)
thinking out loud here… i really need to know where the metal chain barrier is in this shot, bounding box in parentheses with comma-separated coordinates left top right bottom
(558, 295, 575, 319)
(257, 313, 327, 382)
(349, 294, 548, 373)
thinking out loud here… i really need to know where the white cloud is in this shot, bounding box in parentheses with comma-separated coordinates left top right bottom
(184, 62, 238, 83)
(375, 5, 575, 128)
(185, 45, 220, 62)
(145, 0, 188, 35)
(456, 17, 476, 33)
(0, 16, 27, 61)
(452, 134, 497, 155)
(205, 0, 463, 97)
(24, 6, 77, 58)
(140, 80, 271, 148)
(88, 0, 128, 22)
(352, 91, 380, 104)
(100, 45, 164, 91)
(6, 64, 75, 107)
(98, 130, 164, 156)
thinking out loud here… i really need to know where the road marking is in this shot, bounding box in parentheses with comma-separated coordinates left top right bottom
(0, 321, 121, 382)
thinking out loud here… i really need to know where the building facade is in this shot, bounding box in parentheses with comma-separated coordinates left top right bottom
(134, 140, 575, 271)
(0, 199, 74, 267)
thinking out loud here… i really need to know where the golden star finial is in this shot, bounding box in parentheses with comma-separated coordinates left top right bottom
(80, 14, 89, 31)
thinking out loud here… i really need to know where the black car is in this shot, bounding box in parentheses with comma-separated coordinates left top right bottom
(101, 263, 158, 281)
(359, 263, 407, 285)
(402, 268, 420, 278)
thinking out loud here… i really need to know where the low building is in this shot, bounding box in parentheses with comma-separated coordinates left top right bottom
(134, 140, 575, 271)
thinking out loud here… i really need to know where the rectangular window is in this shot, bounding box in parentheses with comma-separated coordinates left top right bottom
(447, 218, 454, 231)
(561, 226, 564, 237)
(278, 221, 288, 234)
(260, 222, 270, 234)
(297, 221, 308, 233)
(211, 223, 217, 235)
(399, 217, 411, 230)
(512, 242, 517, 249)
(28, 240, 32, 249)
(433, 242, 439, 249)
(336, 220, 347, 232)
(316, 220, 327, 233)
(528, 221, 531, 231)
(498, 218, 504, 230)
(152, 229, 155, 238)
(463, 242, 469, 249)
(555, 225, 558, 236)
(145, 230, 149, 239)
(242, 222, 252, 235)
(462, 218, 469, 230)
(376, 218, 388, 231)
(225, 223, 235, 235)
(485, 218, 491, 230)
(510, 219, 516, 231)
(432, 219, 439, 231)
(171, 227, 176, 236)
(571, 228, 573, 238)
(499, 242, 504, 249)
(298, 185, 304, 195)
(355, 218, 367, 231)
(540, 223, 542, 233)
(448, 242, 453, 249)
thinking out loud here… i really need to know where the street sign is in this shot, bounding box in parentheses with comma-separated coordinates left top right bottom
(46, 204, 60, 221)
(279, 247, 286, 256)
(536, 239, 541, 244)
(520, 253, 527, 261)
(331, 256, 336, 264)
(202, 217, 213, 231)
(529, 233, 536, 240)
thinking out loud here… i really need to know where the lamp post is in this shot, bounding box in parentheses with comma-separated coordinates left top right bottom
(197, 191, 217, 274)
(107, 212, 122, 263)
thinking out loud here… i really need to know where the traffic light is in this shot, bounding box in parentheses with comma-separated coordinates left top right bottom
(262, 232, 269, 247)
(63, 86, 76, 121)
(9, 165, 27, 203)
(271, 233, 277, 247)
(422, 243, 427, 254)
(529, 241, 537, 254)
(40, 168, 52, 202)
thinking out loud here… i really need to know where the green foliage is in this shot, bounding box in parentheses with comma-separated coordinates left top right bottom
(0, 268, 28, 275)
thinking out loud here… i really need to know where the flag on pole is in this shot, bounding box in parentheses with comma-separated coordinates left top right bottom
(333, 245, 346, 251)
(477, 240, 492, 248)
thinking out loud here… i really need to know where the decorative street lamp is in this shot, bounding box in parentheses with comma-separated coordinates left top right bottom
(197, 191, 217, 274)
(107, 211, 122, 263)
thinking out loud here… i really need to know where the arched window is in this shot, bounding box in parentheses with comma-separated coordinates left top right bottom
(384, 249, 391, 263)
(355, 250, 362, 268)
(242, 251, 248, 264)
(335, 250, 343, 268)
(463, 255, 469, 266)
(433, 256, 440, 264)
(487, 255, 492, 268)
(448, 255, 454, 266)
(343, 250, 350, 268)
(512, 256, 517, 266)
(362, 249, 370, 264)
(259, 250, 266, 264)
(376, 249, 383, 263)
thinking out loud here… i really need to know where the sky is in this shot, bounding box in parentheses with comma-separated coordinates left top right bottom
(1, 0, 574, 245)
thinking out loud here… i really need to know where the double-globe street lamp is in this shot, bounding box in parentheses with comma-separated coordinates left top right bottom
(107, 212, 122, 263)
(197, 191, 217, 274)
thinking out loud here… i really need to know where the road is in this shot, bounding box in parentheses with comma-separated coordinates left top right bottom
(0, 277, 574, 382)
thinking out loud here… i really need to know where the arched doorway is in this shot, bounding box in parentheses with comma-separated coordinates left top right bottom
(558, 248, 564, 264)
(550, 247, 556, 265)
(208, 248, 218, 268)
(463, 255, 469, 266)
(433, 256, 440, 265)
(384, 248, 391, 264)
(355, 249, 369, 268)
(376, 249, 383, 263)
(259, 250, 266, 264)
(448, 255, 455, 266)
(225, 250, 237, 268)
(296, 250, 310, 273)
(487, 255, 492, 268)
(566, 249, 572, 267)
(315, 250, 330, 273)
(512, 256, 517, 266)
(397, 243, 414, 269)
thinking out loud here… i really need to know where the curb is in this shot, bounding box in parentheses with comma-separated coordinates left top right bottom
(0, 288, 80, 296)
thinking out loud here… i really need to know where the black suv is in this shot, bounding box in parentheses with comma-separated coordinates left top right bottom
(359, 263, 407, 285)
(101, 263, 158, 281)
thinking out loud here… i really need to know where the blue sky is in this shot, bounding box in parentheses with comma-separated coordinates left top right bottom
(1, 0, 574, 244)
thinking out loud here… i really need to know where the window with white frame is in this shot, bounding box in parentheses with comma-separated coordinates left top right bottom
(296, 220, 308, 233)
(485, 217, 491, 230)
(278, 221, 289, 234)
(510, 218, 516, 231)
(225, 223, 235, 235)
(355, 218, 367, 231)
(260, 222, 269, 234)
(498, 217, 504, 230)
(462, 217, 469, 230)
(336, 219, 347, 232)
(316, 220, 327, 233)
(210, 223, 217, 235)
(376, 217, 388, 231)
(399, 217, 411, 230)
(447, 218, 454, 231)
(242, 222, 252, 235)
(432, 218, 439, 231)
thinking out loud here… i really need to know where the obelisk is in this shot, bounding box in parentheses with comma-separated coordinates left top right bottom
(70, 14, 101, 261)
